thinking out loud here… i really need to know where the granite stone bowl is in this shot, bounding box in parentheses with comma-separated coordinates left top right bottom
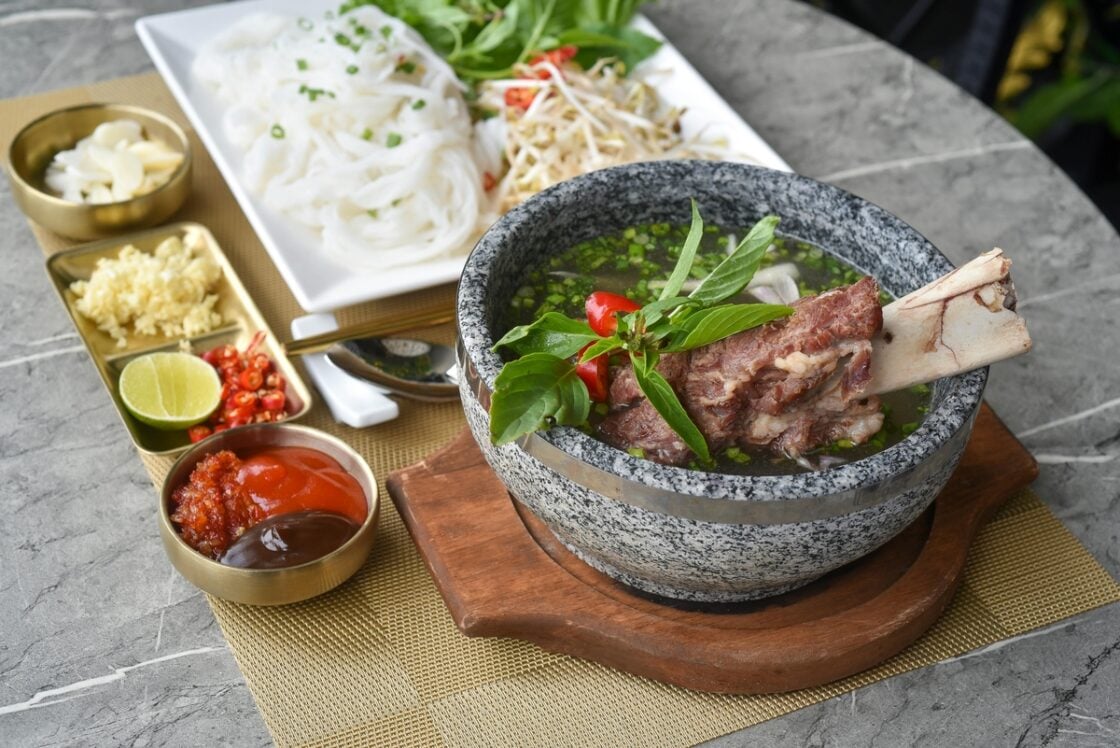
(456, 160, 986, 603)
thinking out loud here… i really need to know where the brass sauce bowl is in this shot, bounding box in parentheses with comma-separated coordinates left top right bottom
(7, 103, 192, 239)
(159, 424, 379, 606)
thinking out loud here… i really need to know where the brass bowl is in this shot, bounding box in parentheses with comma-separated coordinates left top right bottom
(159, 424, 379, 606)
(6, 103, 192, 239)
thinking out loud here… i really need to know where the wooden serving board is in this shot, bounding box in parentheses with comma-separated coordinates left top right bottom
(386, 404, 1038, 694)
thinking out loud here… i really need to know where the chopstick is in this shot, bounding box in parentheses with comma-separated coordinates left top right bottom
(283, 306, 456, 357)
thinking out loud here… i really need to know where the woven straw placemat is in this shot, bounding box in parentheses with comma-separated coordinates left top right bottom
(5, 74, 1119, 748)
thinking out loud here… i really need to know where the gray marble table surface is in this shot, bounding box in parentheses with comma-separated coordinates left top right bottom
(2, 1, 1118, 746)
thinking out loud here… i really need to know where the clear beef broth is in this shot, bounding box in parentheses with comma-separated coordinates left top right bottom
(503, 222, 931, 475)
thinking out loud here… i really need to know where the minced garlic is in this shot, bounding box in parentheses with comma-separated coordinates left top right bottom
(70, 228, 223, 347)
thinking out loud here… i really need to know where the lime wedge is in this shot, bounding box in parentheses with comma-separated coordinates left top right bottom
(119, 352, 221, 430)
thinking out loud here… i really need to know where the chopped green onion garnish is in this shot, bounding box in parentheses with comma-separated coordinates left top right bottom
(346, 64, 359, 75)
(298, 84, 335, 102)
(379, 24, 392, 39)
(627, 447, 646, 459)
(367, 209, 378, 219)
(297, 17, 313, 30)
(411, 99, 426, 110)
(724, 446, 751, 464)
(361, 127, 373, 140)
(386, 132, 402, 148)
(335, 32, 351, 46)
(396, 60, 416, 74)
(270, 124, 285, 139)
(296, 58, 308, 71)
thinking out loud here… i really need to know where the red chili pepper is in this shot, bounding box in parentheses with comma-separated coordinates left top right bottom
(215, 344, 239, 365)
(482, 171, 497, 191)
(238, 368, 264, 391)
(574, 344, 609, 402)
(530, 45, 578, 74)
(504, 86, 538, 110)
(230, 390, 259, 411)
(244, 330, 266, 357)
(260, 390, 286, 412)
(198, 337, 287, 433)
(223, 406, 255, 428)
(187, 425, 212, 443)
(585, 291, 640, 337)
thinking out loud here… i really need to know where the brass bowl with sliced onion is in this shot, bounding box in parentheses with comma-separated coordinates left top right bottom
(6, 103, 192, 239)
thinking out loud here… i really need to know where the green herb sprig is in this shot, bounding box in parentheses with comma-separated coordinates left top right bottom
(490, 201, 793, 462)
(338, 0, 662, 84)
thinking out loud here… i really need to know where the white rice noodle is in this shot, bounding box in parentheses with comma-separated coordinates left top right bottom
(193, 7, 496, 270)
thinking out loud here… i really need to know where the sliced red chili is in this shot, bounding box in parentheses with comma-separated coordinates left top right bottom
(585, 291, 640, 337)
(187, 425, 212, 443)
(223, 406, 255, 428)
(214, 344, 239, 365)
(230, 390, 259, 411)
(260, 390, 286, 412)
(238, 368, 264, 391)
(530, 45, 578, 75)
(504, 86, 538, 110)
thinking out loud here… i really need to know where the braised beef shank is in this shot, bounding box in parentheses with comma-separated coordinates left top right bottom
(599, 277, 885, 466)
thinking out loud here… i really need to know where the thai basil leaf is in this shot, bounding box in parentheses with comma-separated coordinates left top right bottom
(561, 24, 661, 72)
(689, 215, 780, 306)
(631, 357, 710, 462)
(579, 335, 622, 362)
(622, 296, 695, 335)
(664, 303, 793, 352)
(491, 312, 599, 358)
(489, 353, 590, 445)
(658, 199, 703, 301)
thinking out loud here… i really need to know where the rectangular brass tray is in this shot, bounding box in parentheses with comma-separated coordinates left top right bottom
(46, 221, 313, 456)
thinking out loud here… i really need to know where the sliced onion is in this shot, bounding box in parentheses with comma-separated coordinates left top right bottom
(792, 455, 816, 471)
(749, 285, 783, 304)
(816, 455, 849, 471)
(749, 263, 800, 287)
(774, 273, 801, 304)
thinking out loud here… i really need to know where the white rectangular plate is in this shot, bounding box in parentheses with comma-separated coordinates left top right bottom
(136, 2, 790, 313)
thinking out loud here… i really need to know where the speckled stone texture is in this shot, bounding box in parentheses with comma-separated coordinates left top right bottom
(5, 1, 1120, 746)
(457, 160, 985, 601)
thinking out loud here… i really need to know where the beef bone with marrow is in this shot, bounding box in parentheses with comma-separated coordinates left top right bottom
(867, 248, 1030, 395)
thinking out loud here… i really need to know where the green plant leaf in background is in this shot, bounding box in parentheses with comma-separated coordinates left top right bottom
(1013, 70, 1120, 138)
(999, 0, 1120, 141)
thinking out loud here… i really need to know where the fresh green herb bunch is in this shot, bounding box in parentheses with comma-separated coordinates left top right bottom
(338, 0, 662, 82)
(489, 201, 794, 463)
